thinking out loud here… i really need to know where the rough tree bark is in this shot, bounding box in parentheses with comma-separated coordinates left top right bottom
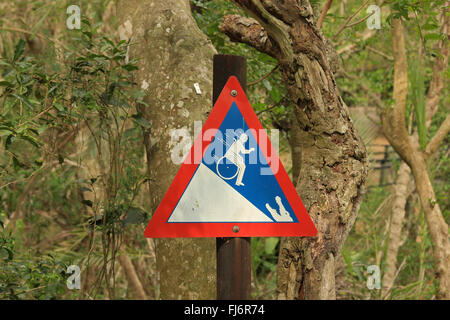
(381, 18, 450, 300)
(222, 0, 368, 299)
(117, 0, 216, 299)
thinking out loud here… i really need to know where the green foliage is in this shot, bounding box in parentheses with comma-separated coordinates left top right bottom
(251, 237, 279, 299)
(429, 107, 450, 223)
(0, 27, 148, 219)
(0, 4, 148, 299)
(0, 221, 69, 299)
(332, 0, 448, 300)
(389, 0, 447, 48)
(192, 0, 289, 130)
(0, 0, 447, 301)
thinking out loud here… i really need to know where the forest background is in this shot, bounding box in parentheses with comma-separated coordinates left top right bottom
(0, 0, 448, 300)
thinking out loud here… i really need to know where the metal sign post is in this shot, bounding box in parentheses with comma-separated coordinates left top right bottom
(213, 54, 251, 300)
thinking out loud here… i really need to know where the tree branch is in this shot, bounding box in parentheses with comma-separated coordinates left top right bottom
(383, 16, 450, 300)
(227, 0, 369, 301)
(1, 26, 77, 56)
(346, 10, 375, 28)
(318, 0, 333, 29)
(381, 18, 413, 165)
(332, 0, 370, 40)
(228, 0, 299, 60)
(248, 63, 279, 86)
(426, 9, 449, 127)
(221, 15, 281, 59)
(366, 46, 393, 61)
(337, 29, 377, 56)
(426, 115, 450, 156)
(118, 252, 148, 300)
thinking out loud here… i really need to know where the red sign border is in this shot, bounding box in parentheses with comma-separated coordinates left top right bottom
(144, 76, 317, 238)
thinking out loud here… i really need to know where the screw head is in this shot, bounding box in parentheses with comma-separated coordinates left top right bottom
(230, 90, 237, 97)
(232, 225, 240, 233)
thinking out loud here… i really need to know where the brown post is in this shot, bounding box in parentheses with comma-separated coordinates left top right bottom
(213, 54, 251, 300)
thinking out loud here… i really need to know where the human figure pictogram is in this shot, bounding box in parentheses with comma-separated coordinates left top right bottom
(221, 133, 254, 186)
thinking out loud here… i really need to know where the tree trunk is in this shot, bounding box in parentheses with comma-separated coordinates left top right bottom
(382, 162, 413, 298)
(222, 0, 368, 299)
(381, 18, 450, 300)
(118, 251, 148, 300)
(382, 10, 448, 295)
(116, 0, 216, 299)
(407, 145, 450, 299)
(289, 115, 302, 187)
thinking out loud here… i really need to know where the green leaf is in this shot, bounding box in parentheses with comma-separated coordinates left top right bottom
(11, 94, 35, 110)
(264, 237, 279, 255)
(82, 30, 93, 40)
(269, 87, 282, 103)
(5, 134, 13, 150)
(424, 33, 443, 41)
(121, 64, 139, 71)
(53, 103, 65, 112)
(422, 22, 438, 31)
(12, 156, 25, 172)
(13, 39, 26, 61)
(101, 36, 116, 48)
(131, 89, 146, 100)
(30, 8, 51, 37)
(19, 134, 40, 148)
(0, 125, 15, 134)
(131, 114, 151, 129)
(81, 18, 91, 27)
(0, 81, 13, 87)
(0, 247, 13, 261)
(122, 207, 147, 226)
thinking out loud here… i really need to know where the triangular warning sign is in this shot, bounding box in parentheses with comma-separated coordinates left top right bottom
(144, 76, 317, 238)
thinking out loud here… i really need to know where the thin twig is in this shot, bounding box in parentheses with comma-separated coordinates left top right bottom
(425, 115, 450, 155)
(248, 64, 279, 86)
(382, 257, 407, 299)
(256, 104, 279, 116)
(332, 0, 371, 40)
(366, 46, 394, 61)
(15, 285, 47, 296)
(342, 70, 385, 109)
(318, 0, 333, 29)
(0, 26, 76, 56)
(256, 95, 289, 116)
(16, 106, 54, 129)
(346, 10, 376, 28)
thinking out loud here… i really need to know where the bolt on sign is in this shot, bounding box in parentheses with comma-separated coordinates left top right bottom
(144, 76, 317, 238)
